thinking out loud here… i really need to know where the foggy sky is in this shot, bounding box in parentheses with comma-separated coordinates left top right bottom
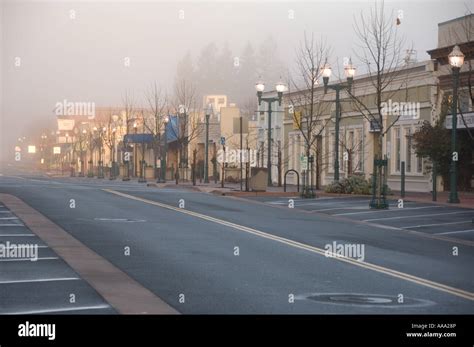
(1, 0, 469, 160)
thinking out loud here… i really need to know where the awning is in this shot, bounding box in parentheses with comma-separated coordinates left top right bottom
(123, 134, 154, 143)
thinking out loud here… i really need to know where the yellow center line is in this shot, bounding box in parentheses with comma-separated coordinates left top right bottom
(103, 188, 474, 302)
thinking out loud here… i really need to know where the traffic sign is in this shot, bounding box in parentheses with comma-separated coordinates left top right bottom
(300, 155, 308, 170)
(220, 137, 226, 145)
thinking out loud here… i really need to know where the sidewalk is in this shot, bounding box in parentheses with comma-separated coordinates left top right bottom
(174, 182, 474, 209)
(44, 172, 474, 209)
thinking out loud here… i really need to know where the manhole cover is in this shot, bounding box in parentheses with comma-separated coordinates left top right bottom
(301, 293, 433, 308)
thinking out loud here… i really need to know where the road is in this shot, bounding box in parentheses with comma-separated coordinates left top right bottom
(0, 170, 473, 314)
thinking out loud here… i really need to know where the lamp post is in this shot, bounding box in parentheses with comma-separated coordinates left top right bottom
(133, 122, 138, 178)
(138, 119, 146, 183)
(87, 129, 94, 177)
(448, 45, 464, 203)
(95, 127, 105, 179)
(110, 114, 119, 180)
(78, 129, 86, 177)
(122, 117, 131, 181)
(322, 59, 356, 182)
(159, 116, 169, 183)
(255, 79, 286, 186)
(204, 104, 212, 184)
(40, 134, 47, 170)
(110, 127, 117, 180)
(65, 132, 72, 176)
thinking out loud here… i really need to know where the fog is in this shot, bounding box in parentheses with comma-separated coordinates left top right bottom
(0, 0, 469, 161)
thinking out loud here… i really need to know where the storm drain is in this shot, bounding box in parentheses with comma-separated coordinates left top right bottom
(302, 293, 433, 308)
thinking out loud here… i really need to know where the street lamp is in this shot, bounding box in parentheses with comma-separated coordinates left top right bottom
(109, 114, 119, 180)
(138, 119, 146, 183)
(133, 122, 138, 178)
(110, 127, 117, 180)
(448, 45, 464, 203)
(255, 78, 286, 186)
(94, 127, 105, 179)
(204, 104, 212, 183)
(78, 129, 86, 177)
(159, 116, 169, 183)
(322, 59, 355, 182)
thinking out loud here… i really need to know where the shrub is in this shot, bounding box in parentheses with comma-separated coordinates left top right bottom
(324, 175, 371, 195)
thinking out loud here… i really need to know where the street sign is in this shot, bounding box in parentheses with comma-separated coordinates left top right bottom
(220, 137, 226, 145)
(300, 155, 308, 170)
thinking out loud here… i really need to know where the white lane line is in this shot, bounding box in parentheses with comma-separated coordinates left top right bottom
(436, 229, 474, 235)
(4, 304, 111, 315)
(0, 234, 36, 236)
(104, 189, 474, 301)
(0, 224, 25, 227)
(0, 257, 59, 262)
(364, 211, 473, 222)
(335, 205, 443, 216)
(0, 277, 79, 284)
(0, 217, 18, 220)
(0, 211, 14, 214)
(311, 206, 369, 212)
(403, 220, 471, 229)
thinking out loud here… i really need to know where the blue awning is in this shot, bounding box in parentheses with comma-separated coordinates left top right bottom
(123, 134, 154, 143)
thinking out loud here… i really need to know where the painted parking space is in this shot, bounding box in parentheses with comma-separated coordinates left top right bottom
(0, 203, 115, 314)
(247, 196, 474, 242)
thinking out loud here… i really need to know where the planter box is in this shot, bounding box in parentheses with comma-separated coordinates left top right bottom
(145, 167, 155, 179)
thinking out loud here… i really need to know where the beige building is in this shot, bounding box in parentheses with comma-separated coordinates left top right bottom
(275, 60, 438, 192)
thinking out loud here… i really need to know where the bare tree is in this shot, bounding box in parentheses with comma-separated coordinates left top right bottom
(347, 1, 407, 207)
(287, 32, 332, 195)
(121, 91, 135, 180)
(171, 78, 203, 183)
(144, 83, 169, 180)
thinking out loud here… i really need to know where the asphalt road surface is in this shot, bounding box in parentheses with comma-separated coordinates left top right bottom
(0, 170, 473, 314)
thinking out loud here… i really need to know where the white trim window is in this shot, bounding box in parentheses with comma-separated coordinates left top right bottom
(391, 125, 424, 175)
(394, 127, 401, 173)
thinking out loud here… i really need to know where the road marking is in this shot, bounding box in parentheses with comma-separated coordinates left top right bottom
(0, 224, 25, 227)
(0, 234, 35, 236)
(0, 217, 18, 220)
(94, 218, 146, 222)
(436, 229, 474, 235)
(0, 277, 79, 284)
(229, 195, 474, 247)
(364, 211, 472, 222)
(311, 206, 369, 212)
(3, 304, 111, 315)
(335, 205, 443, 216)
(0, 193, 178, 315)
(104, 189, 474, 302)
(403, 220, 471, 229)
(0, 257, 58, 262)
